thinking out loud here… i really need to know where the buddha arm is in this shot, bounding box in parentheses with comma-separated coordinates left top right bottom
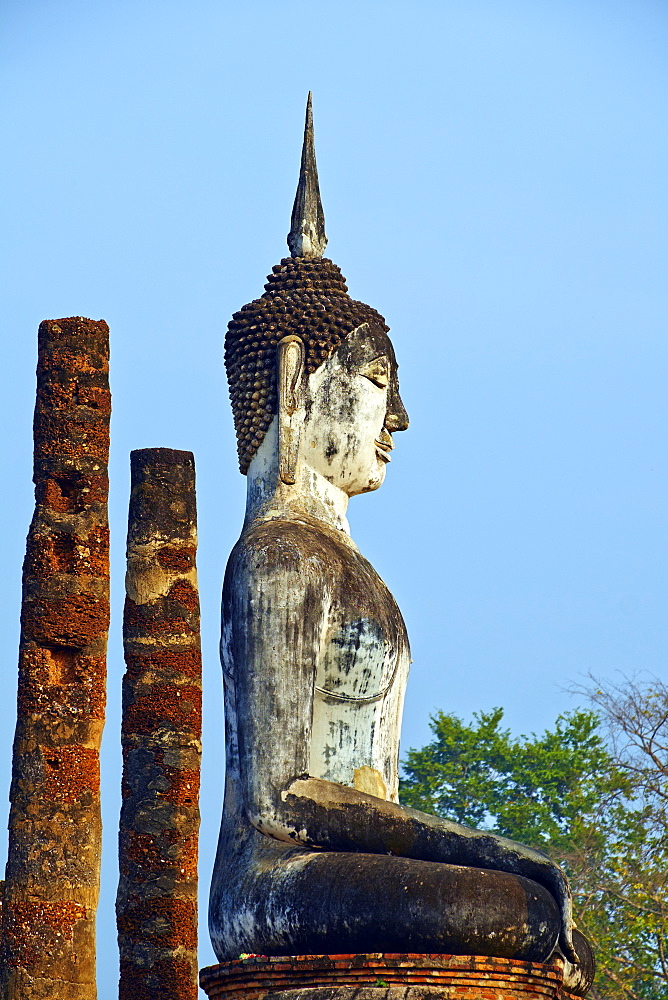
(225, 533, 575, 960)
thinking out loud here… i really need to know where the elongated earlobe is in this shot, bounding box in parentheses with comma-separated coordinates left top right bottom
(277, 336, 306, 485)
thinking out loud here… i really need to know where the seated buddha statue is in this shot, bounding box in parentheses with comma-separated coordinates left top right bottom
(209, 95, 593, 996)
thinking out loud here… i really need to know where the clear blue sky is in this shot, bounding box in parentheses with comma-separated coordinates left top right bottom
(1, 1, 667, 994)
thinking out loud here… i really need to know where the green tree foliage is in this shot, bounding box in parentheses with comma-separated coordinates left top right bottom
(575, 677, 668, 1000)
(400, 692, 668, 1000)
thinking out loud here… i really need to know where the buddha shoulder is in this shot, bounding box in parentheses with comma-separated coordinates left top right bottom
(224, 515, 407, 639)
(226, 515, 358, 582)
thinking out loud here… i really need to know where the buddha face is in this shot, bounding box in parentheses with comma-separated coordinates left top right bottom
(301, 324, 409, 496)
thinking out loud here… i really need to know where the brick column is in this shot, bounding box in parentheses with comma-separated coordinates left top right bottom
(117, 448, 202, 999)
(1, 317, 111, 1000)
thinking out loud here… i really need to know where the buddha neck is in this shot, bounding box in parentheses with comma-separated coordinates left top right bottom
(245, 418, 351, 535)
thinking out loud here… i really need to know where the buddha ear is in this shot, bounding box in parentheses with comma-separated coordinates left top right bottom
(277, 335, 306, 485)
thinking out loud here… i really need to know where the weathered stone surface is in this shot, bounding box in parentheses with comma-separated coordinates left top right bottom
(117, 448, 202, 1000)
(1, 317, 110, 1000)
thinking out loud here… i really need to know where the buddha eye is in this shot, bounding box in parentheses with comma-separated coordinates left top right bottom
(359, 357, 389, 389)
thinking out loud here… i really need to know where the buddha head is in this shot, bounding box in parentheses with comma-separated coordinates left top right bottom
(224, 94, 408, 497)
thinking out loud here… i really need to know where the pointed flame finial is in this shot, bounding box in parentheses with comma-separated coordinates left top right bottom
(287, 92, 327, 259)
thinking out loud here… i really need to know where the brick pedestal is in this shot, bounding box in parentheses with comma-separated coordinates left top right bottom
(200, 954, 579, 1000)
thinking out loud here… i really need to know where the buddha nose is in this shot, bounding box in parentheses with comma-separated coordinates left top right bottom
(385, 383, 409, 433)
